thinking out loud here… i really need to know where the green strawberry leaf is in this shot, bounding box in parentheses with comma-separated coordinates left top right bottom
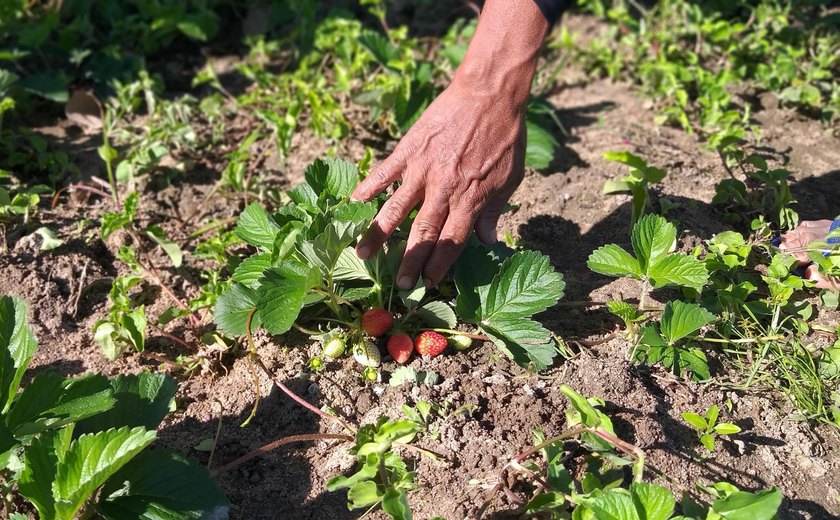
(19, 427, 74, 519)
(649, 254, 709, 290)
(257, 262, 321, 335)
(590, 490, 641, 520)
(232, 253, 273, 289)
(73, 373, 177, 435)
(299, 220, 370, 274)
(304, 158, 359, 201)
(711, 487, 782, 520)
(334, 248, 373, 281)
(0, 296, 38, 414)
(607, 301, 642, 326)
(587, 244, 642, 279)
(454, 245, 502, 322)
(631, 214, 675, 272)
(53, 426, 157, 520)
(213, 284, 263, 336)
(481, 318, 555, 369)
(358, 30, 399, 67)
(525, 118, 559, 170)
(7, 373, 115, 436)
(630, 482, 676, 520)
(480, 251, 565, 321)
(236, 203, 280, 250)
(97, 450, 228, 519)
(660, 301, 716, 344)
(415, 301, 457, 329)
(381, 488, 412, 520)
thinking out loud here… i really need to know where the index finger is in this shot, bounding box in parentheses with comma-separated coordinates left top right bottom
(352, 146, 407, 202)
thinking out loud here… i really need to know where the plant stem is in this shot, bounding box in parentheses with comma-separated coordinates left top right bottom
(101, 115, 121, 206)
(212, 433, 353, 476)
(207, 399, 225, 469)
(702, 335, 786, 345)
(241, 309, 262, 427)
(421, 328, 489, 341)
(313, 317, 355, 328)
(293, 323, 323, 336)
(251, 353, 357, 434)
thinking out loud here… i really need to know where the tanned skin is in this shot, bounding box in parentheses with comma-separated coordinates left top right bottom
(352, 0, 549, 290)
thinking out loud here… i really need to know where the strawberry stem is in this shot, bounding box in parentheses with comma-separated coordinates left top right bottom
(421, 328, 488, 341)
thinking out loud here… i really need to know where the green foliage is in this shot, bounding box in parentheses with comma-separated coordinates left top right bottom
(603, 151, 667, 224)
(573, 0, 840, 143)
(93, 275, 147, 360)
(215, 156, 565, 370)
(587, 214, 709, 291)
(327, 417, 420, 520)
(634, 301, 716, 381)
(0, 295, 228, 519)
(682, 405, 742, 453)
(713, 147, 799, 231)
(456, 248, 566, 369)
(509, 385, 782, 519)
(0, 1, 223, 105)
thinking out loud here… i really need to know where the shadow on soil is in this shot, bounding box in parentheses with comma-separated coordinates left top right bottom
(158, 377, 361, 520)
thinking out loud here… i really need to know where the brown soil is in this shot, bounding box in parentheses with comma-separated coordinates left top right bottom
(3, 14, 840, 520)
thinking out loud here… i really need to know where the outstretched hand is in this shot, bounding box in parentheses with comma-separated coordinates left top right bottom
(352, 83, 526, 290)
(351, 0, 548, 290)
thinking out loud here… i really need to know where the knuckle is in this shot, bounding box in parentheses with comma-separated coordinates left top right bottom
(381, 199, 408, 227)
(413, 219, 441, 243)
(371, 164, 394, 186)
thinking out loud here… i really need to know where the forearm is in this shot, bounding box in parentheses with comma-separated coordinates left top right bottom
(452, 0, 550, 109)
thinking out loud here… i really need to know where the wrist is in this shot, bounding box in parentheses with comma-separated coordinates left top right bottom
(452, 0, 548, 109)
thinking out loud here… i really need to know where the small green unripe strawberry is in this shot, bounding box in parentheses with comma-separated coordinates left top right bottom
(322, 336, 347, 358)
(353, 339, 381, 367)
(307, 356, 324, 372)
(450, 334, 472, 351)
(362, 366, 380, 382)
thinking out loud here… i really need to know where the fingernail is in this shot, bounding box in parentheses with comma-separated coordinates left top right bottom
(398, 276, 413, 290)
(350, 196, 361, 202)
(423, 278, 433, 289)
(357, 246, 370, 259)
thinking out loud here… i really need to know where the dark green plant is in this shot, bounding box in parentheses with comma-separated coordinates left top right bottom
(0, 295, 228, 519)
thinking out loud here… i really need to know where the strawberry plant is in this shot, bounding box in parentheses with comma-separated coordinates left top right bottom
(587, 213, 709, 306)
(213, 156, 566, 370)
(682, 405, 742, 453)
(633, 301, 717, 381)
(476, 385, 782, 519)
(0, 295, 228, 519)
(602, 151, 667, 225)
(326, 418, 420, 518)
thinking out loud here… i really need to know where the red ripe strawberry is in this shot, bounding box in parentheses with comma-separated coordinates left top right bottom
(415, 331, 447, 358)
(387, 333, 414, 364)
(361, 308, 394, 337)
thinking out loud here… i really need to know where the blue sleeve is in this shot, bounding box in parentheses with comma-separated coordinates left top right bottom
(829, 219, 840, 245)
(533, 0, 569, 24)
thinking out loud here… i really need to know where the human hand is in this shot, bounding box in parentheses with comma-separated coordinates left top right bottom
(778, 219, 833, 264)
(351, 82, 526, 290)
(351, 0, 548, 290)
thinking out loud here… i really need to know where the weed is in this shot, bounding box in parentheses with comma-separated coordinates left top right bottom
(682, 404, 742, 453)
